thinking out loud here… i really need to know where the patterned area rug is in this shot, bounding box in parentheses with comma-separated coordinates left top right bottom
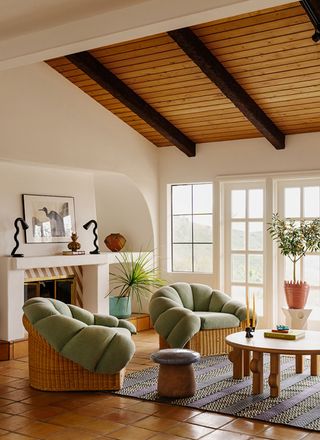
(116, 355, 320, 431)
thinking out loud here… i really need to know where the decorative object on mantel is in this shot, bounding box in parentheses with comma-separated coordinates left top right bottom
(104, 233, 126, 252)
(83, 220, 100, 254)
(62, 232, 85, 255)
(22, 194, 75, 243)
(11, 217, 29, 257)
(268, 213, 320, 309)
(108, 251, 165, 318)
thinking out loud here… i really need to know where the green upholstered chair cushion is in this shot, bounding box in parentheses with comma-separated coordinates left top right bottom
(117, 319, 137, 334)
(221, 300, 247, 322)
(23, 297, 135, 374)
(169, 282, 194, 310)
(193, 312, 240, 330)
(192, 283, 213, 311)
(209, 290, 231, 312)
(149, 282, 251, 348)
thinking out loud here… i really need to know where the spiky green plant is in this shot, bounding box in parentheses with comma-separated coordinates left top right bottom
(268, 213, 320, 282)
(108, 251, 165, 310)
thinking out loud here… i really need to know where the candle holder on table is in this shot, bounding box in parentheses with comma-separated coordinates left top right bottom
(245, 326, 254, 338)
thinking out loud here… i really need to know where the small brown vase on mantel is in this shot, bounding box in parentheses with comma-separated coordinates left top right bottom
(104, 233, 126, 252)
(284, 281, 309, 309)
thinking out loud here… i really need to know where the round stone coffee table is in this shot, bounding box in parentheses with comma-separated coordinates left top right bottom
(226, 329, 320, 397)
(151, 348, 200, 398)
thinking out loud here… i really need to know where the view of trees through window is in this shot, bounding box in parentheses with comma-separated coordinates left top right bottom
(228, 188, 264, 316)
(171, 183, 213, 272)
(168, 177, 320, 326)
(282, 184, 320, 319)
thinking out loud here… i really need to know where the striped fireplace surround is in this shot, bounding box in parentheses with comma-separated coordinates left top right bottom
(24, 265, 84, 307)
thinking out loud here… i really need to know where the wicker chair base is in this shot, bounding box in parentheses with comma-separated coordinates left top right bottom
(23, 316, 125, 391)
(159, 322, 247, 356)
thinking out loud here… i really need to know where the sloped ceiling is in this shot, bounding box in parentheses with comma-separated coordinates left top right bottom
(47, 2, 320, 155)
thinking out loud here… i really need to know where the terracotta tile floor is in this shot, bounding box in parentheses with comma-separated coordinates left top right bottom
(0, 330, 318, 439)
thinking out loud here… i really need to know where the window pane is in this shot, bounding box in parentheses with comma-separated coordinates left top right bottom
(285, 187, 300, 218)
(231, 285, 246, 304)
(172, 185, 191, 214)
(231, 190, 246, 218)
(193, 184, 212, 214)
(306, 288, 320, 318)
(248, 254, 263, 283)
(304, 186, 320, 218)
(193, 215, 212, 242)
(285, 256, 300, 281)
(232, 254, 246, 282)
(194, 244, 212, 272)
(172, 244, 192, 271)
(249, 286, 263, 316)
(231, 222, 245, 250)
(173, 216, 192, 243)
(248, 222, 263, 251)
(248, 189, 263, 218)
(304, 255, 320, 286)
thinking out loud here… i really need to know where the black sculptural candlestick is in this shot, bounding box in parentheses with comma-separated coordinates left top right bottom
(83, 220, 100, 254)
(11, 217, 29, 257)
(245, 326, 254, 338)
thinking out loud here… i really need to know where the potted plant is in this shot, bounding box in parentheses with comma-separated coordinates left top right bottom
(107, 251, 165, 318)
(268, 213, 320, 309)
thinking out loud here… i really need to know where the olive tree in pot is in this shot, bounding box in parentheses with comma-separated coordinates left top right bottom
(268, 213, 320, 309)
(107, 251, 165, 318)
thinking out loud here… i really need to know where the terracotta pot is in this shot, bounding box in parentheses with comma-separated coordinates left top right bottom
(104, 233, 126, 252)
(284, 281, 309, 309)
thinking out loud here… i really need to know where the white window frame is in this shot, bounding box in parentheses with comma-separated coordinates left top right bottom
(275, 175, 320, 330)
(167, 182, 213, 274)
(220, 178, 270, 328)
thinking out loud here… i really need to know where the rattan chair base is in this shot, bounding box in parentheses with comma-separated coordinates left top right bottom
(159, 322, 247, 356)
(23, 316, 125, 391)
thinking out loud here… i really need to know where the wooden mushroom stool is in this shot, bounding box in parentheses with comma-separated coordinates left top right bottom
(151, 348, 200, 398)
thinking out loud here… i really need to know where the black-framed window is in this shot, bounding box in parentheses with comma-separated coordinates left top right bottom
(171, 183, 213, 272)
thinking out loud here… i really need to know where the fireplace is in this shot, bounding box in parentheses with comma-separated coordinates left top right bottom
(0, 252, 140, 358)
(24, 266, 83, 306)
(0, 253, 113, 344)
(24, 276, 76, 304)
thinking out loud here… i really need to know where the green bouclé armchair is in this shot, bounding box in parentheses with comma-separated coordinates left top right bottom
(149, 282, 249, 355)
(23, 297, 136, 391)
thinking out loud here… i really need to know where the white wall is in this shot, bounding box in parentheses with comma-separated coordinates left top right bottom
(0, 61, 159, 251)
(159, 132, 320, 288)
(0, 161, 96, 256)
(94, 172, 154, 252)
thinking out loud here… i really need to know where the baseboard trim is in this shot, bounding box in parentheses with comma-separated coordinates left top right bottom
(0, 338, 28, 360)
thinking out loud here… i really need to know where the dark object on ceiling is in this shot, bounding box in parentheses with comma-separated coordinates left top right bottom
(301, 0, 320, 42)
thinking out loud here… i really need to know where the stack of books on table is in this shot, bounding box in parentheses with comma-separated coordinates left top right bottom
(264, 329, 305, 340)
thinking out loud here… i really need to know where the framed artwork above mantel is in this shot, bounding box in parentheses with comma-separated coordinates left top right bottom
(22, 194, 76, 243)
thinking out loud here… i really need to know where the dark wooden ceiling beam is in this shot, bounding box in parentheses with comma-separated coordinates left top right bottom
(168, 27, 285, 150)
(300, 0, 320, 42)
(66, 51, 196, 157)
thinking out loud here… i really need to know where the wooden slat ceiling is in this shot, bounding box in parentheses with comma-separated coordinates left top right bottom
(47, 1, 320, 151)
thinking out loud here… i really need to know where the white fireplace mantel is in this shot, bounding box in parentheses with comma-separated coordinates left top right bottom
(10, 253, 112, 270)
(0, 252, 137, 341)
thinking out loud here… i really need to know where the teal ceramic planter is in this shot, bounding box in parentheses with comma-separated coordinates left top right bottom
(109, 296, 131, 319)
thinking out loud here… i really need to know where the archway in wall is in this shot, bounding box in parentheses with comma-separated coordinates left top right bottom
(94, 172, 154, 252)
